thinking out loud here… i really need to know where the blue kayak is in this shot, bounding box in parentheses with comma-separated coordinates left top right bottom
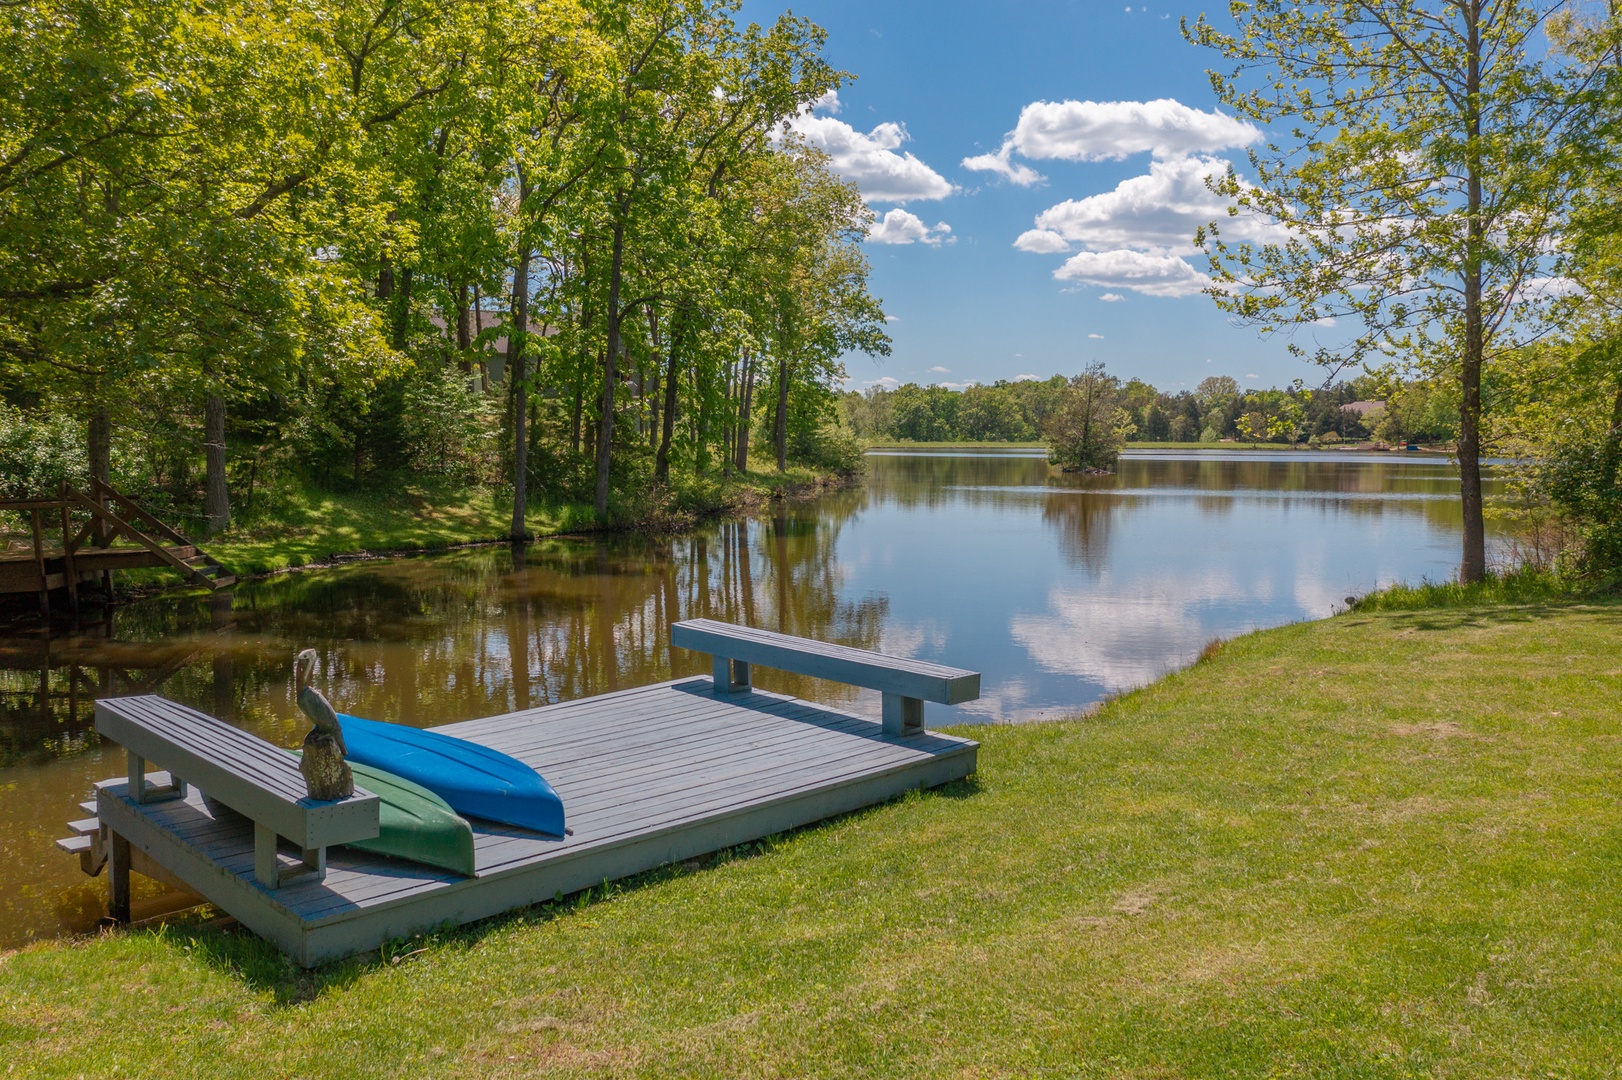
(337, 714, 565, 837)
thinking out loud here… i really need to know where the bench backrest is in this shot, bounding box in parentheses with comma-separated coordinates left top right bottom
(671, 619, 980, 704)
(96, 695, 378, 849)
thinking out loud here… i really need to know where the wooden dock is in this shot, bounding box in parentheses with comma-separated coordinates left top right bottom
(1, 479, 234, 617)
(83, 664, 979, 966)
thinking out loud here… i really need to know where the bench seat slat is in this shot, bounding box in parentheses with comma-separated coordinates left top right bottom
(670, 619, 980, 705)
(96, 695, 378, 849)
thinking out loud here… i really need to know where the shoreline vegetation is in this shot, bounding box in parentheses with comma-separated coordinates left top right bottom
(198, 466, 854, 581)
(3, 581, 1617, 1075)
(199, 438, 1447, 583)
(179, 438, 1451, 586)
(863, 438, 1453, 452)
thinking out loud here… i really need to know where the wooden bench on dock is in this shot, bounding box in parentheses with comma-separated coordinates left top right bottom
(93, 696, 380, 919)
(671, 618, 981, 736)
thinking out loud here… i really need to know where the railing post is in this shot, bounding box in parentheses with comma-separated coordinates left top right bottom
(882, 693, 924, 737)
(129, 750, 147, 804)
(255, 822, 279, 888)
(712, 654, 751, 693)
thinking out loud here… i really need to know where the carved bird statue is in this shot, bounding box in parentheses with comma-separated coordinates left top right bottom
(294, 649, 354, 801)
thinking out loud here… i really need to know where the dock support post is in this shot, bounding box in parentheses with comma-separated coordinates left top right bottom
(881, 693, 924, 737)
(108, 832, 131, 923)
(712, 655, 751, 693)
(254, 822, 279, 888)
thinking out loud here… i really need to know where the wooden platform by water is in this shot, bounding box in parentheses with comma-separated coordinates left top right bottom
(93, 676, 978, 965)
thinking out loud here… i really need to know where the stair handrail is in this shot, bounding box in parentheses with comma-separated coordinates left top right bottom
(89, 478, 192, 548)
(61, 485, 214, 588)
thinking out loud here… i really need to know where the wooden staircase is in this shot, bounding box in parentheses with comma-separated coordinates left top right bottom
(67, 479, 238, 591)
(1, 479, 235, 617)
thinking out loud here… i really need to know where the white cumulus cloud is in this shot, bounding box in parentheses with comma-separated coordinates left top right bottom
(789, 92, 954, 203)
(929, 365, 951, 373)
(1033, 155, 1282, 254)
(1088, 333, 1105, 339)
(993, 98, 1260, 165)
(1099, 293, 1125, 302)
(961, 146, 1046, 187)
(1015, 373, 1039, 381)
(1013, 228, 1070, 254)
(1053, 249, 1212, 298)
(867, 208, 955, 246)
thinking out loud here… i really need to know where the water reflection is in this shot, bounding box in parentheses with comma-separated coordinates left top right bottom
(0, 449, 1502, 949)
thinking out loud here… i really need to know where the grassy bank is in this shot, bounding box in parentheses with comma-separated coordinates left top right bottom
(199, 468, 843, 578)
(5, 599, 1622, 1076)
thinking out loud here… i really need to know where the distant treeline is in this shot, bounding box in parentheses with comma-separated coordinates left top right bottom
(839, 374, 1459, 446)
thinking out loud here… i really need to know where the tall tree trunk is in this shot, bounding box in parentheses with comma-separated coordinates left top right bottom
(88, 408, 111, 549)
(455, 282, 472, 373)
(88, 409, 111, 488)
(509, 173, 533, 541)
(571, 386, 583, 456)
(646, 306, 662, 450)
(474, 285, 489, 391)
(655, 313, 684, 484)
(204, 392, 230, 535)
(596, 214, 627, 518)
(1457, 6, 1486, 584)
(736, 350, 754, 474)
(393, 267, 412, 352)
(774, 350, 790, 473)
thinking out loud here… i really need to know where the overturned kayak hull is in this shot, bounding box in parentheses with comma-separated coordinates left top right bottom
(289, 753, 476, 877)
(338, 713, 565, 837)
(344, 761, 477, 877)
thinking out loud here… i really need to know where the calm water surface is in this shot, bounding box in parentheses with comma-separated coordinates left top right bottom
(0, 449, 1504, 948)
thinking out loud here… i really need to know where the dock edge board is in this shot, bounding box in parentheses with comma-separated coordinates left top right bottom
(98, 740, 976, 966)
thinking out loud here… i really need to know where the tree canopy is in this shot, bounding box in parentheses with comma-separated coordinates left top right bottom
(0, 0, 887, 535)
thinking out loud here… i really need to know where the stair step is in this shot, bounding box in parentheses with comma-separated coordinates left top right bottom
(68, 817, 99, 836)
(55, 835, 91, 855)
(211, 575, 237, 589)
(79, 800, 96, 815)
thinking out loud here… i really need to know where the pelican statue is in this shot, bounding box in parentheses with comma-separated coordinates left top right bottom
(294, 649, 354, 801)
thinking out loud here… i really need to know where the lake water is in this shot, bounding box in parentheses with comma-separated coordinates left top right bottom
(0, 449, 1504, 949)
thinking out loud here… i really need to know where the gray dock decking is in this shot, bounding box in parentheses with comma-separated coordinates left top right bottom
(95, 677, 978, 965)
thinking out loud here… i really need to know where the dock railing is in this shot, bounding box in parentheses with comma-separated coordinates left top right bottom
(670, 618, 981, 736)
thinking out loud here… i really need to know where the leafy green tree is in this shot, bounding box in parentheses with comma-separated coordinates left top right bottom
(1046, 363, 1134, 471)
(1188, 1, 1597, 581)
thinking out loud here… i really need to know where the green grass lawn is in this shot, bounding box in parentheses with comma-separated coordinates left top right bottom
(5, 601, 1622, 1077)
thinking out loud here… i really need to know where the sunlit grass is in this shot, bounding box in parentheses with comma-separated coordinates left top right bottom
(5, 601, 1622, 1076)
(1348, 565, 1578, 611)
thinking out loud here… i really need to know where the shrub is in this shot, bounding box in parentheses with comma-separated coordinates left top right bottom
(0, 405, 86, 499)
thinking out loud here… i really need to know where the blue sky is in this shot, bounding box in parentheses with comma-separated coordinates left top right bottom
(737, 0, 1324, 394)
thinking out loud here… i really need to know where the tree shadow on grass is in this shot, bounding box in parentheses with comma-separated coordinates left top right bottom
(159, 776, 983, 1003)
(1343, 600, 1622, 636)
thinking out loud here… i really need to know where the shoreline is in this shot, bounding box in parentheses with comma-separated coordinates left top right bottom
(96, 468, 861, 594)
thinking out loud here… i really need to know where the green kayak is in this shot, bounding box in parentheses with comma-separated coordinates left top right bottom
(290, 752, 476, 877)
